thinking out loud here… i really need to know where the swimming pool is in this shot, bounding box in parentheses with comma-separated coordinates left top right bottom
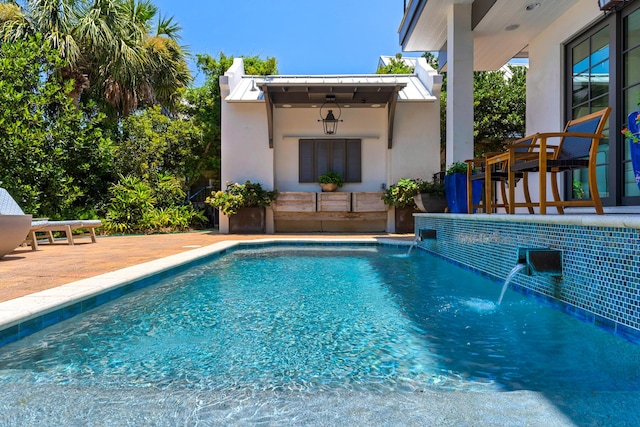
(1, 243, 639, 425)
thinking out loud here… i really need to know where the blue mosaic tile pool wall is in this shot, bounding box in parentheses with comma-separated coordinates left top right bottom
(415, 216, 640, 339)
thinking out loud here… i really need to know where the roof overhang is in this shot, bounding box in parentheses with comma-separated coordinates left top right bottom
(258, 81, 407, 148)
(399, 0, 581, 70)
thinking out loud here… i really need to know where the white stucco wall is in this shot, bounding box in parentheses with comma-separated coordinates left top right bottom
(390, 102, 441, 183)
(221, 102, 272, 186)
(273, 107, 389, 193)
(219, 100, 274, 232)
(526, 0, 603, 134)
(270, 103, 440, 192)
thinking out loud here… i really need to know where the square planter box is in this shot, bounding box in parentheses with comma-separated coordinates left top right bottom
(395, 206, 419, 234)
(445, 173, 482, 213)
(229, 207, 266, 234)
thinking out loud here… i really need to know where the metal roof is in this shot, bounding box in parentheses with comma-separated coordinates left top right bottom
(226, 74, 437, 106)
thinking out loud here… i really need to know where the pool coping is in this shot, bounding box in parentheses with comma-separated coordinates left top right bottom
(415, 212, 640, 229)
(0, 237, 413, 346)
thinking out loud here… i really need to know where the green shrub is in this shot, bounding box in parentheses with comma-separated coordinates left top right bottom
(382, 178, 443, 208)
(103, 174, 205, 234)
(207, 181, 277, 216)
(446, 162, 469, 175)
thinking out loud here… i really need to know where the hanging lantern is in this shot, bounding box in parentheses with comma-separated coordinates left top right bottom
(318, 96, 343, 135)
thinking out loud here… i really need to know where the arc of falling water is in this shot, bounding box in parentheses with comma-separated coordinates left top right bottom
(498, 263, 527, 305)
(406, 239, 418, 256)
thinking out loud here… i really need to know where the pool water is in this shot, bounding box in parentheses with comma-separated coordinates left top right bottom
(1, 244, 639, 399)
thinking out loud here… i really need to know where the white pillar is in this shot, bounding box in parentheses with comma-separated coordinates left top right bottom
(219, 75, 231, 234)
(446, 3, 474, 167)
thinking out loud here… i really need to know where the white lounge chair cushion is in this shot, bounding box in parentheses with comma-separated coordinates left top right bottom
(0, 188, 25, 215)
(42, 220, 102, 229)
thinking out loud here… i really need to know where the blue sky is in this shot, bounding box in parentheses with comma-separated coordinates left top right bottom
(151, 0, 419, 85)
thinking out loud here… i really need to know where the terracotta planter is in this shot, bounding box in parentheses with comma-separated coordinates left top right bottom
(413, 193, 447, 213)
(229, 207, 266, 234)
(394, 206, 419, 233)
(320, 183, 339, 192)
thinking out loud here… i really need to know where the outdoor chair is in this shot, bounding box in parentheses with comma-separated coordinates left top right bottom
(0, 187, 101, 249)
(466, 144, 537, 214)
(500, 107, 611, 214)
(465, 156, 508, 213)
(29, 220, 102, 249)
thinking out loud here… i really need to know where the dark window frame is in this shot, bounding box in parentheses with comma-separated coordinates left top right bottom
(564, 0, 640, 206)
(298, 139, 362, 183)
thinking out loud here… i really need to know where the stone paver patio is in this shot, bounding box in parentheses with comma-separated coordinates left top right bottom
(0, 230, 412, 303)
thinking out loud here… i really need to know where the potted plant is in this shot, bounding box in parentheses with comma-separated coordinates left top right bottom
(622, 111, 640, 192)
(206, 181, 277, 233)
(413, 178, 447, 213)
(318, 171, 343, 192)
(381, 178, 433, 233)
(445, 162, 482, 213)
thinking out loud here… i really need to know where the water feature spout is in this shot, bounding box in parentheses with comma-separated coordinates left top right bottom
(517, 248, 563, 277)
(498, 248, 563, 304)
(418, 228, 437, 240)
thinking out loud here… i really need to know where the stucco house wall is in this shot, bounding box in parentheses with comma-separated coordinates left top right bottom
(272, 108, 388, 193)
(526, 0, 602, 134)
(390, 102, 440, 184)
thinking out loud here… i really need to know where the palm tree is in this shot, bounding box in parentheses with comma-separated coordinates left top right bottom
(0, 0, 191, 115)
(143, 14, 191, 109)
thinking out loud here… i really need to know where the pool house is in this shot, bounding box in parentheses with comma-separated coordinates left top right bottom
(218, 56, 442, 233)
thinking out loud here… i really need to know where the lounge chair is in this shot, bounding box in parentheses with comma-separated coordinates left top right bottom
(494, 107, 611, 214)
(0, 187, 102, 250)
(29, 219, 102, 249)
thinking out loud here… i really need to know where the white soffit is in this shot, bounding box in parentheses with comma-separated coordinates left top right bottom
(473, 0, 579, 70)
(402, 0, 580, 70)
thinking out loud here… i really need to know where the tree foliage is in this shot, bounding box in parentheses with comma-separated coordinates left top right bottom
(0, 0, 191, 116)
(114, 104, 204, 184)
(376, 53, 415, 74)
(0, 3, 284, 232)
(0, 34, 112, 219)
(472, 66, 527, 154)
(184, 53, 278, 189)
(379, 53, 527, 160)
(440, 63, 527, 157)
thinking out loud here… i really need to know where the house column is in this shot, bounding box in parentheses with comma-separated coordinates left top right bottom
(446, 3, 474, 166)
